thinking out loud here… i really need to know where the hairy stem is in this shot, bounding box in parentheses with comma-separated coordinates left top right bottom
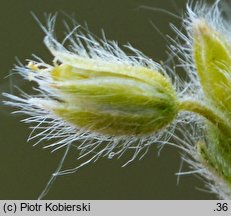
(179, 100, 231, 135)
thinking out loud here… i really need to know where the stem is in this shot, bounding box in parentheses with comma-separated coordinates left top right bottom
(179, 100, 231, 135)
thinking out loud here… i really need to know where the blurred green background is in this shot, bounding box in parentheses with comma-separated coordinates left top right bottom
(0, 0, 216, 199)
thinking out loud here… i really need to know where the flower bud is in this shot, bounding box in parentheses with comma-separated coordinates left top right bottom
(193, 19, 231, 111)
(48, 59, 178, 136)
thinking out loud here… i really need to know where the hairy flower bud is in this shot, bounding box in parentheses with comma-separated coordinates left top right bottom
(3, 18, 181, 199)
(193, 19, 231, 111)
(49, 59, 178, 136)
